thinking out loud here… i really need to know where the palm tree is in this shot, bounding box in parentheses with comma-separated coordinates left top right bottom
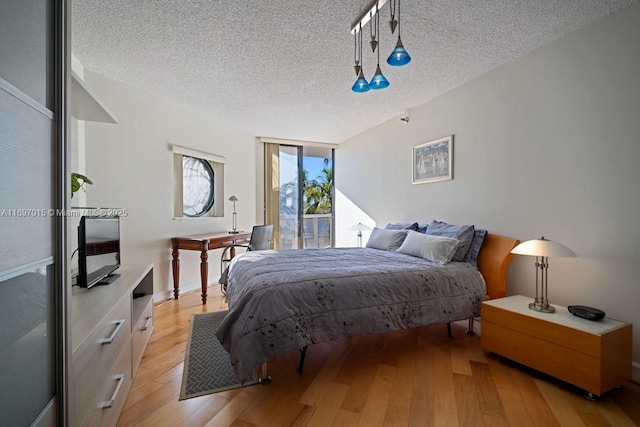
(304, 159, 333, 214)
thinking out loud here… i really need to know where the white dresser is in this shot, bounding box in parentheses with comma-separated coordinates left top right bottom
(71, 264, 154, 426)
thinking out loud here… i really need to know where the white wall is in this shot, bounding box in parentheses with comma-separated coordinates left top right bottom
(336, 4, 640, 380)
(82, 72, 257, 299)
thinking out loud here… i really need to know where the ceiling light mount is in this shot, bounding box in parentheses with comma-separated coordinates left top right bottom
(351, 0, 389, 34)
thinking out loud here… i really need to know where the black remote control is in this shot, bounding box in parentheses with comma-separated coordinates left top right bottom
(567, 305, 605, 321)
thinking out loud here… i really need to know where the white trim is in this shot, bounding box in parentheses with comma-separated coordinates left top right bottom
(171, 144, 226, 164)
(258, 136, 337, 149)
(0, 257, 54, 283)
(171, 216, 217, 220)
(0, 76, 54, 119)
(30, 396, 56, 427)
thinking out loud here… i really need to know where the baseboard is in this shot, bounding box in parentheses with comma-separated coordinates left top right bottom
(633, 361, 640, 383)
(154, 279, 221, 303)
(154, 290, 174, 303)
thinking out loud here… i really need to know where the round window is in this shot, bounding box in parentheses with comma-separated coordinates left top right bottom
(182, 156, 214, 217)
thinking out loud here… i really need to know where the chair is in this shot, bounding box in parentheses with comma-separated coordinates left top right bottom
(220, 224, 274, 294)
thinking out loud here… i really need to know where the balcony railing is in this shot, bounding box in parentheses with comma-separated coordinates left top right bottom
(278, 213, 333, 249)
(303, 213, 332, 249)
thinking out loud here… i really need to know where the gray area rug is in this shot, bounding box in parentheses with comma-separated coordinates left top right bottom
(179, 310, 257, 400)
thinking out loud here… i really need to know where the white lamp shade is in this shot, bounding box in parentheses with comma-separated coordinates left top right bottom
(228, 195, 238, 202)
(348, 222, 372, 232)
(511, 237, 576, 257)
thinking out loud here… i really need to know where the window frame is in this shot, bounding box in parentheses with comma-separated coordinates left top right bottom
(182, 155, 215, 217)
(172, 145, 225, 219)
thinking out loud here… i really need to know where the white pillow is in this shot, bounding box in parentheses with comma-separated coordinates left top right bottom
(365, 227, 408, 251)
(396, 230, 459, 264)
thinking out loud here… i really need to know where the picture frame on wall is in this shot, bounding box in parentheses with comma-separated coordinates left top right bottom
(412, 135, 453, 184)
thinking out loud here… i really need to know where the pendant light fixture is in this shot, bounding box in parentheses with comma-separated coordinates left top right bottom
(369, 9, 378, 53)
(351, 24, 370, 93)
(353, 26, 361, 76)
(351, 0, 407, 93)
(387, 0, 411, 66)
(369, 8, 389, 90)
(388, 0, 398, 34)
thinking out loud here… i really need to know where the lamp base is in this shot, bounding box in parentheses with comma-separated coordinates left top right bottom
(228, 230, 240, 234)
(528, 301, 555, 313)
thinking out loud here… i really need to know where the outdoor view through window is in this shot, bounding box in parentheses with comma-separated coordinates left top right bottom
(278, 148, 333, 249)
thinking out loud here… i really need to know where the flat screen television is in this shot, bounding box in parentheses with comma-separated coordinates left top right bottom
(78, 215, 121, 288)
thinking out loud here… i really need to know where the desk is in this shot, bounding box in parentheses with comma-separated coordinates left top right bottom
(171, 231, 251, 304)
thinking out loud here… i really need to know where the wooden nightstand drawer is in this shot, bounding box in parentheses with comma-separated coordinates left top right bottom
(482, 320, 601, 392)
(482, 303, 601, 357)
(481, 295, 632, 397)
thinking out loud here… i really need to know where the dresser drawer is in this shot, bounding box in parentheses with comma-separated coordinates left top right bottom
(482, 303, 600, 357)
(74, 292, 132, 423)
(80, 340, 133, 427)
(132, 296, 154, 376)
(481, 296, 632, 396)
(482, 320, 601, 392)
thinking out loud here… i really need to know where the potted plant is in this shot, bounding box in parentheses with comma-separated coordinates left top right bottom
(71, 172, 92, 198)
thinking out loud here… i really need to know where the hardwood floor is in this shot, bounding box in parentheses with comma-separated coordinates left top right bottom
(118, 286, 640, 426)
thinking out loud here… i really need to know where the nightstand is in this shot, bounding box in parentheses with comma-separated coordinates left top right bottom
(481, 295, 632, 399)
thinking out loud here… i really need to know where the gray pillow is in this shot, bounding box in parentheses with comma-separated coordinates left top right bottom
(463, 228, 487, 267)
(426, 220, 475, 262)
(365, 228, 408, 251)
(385, 222, 419, 231)
(396, 230, 459, 264)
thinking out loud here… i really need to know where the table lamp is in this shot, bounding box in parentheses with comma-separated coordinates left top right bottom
(511, 236, 576, 313)
(228, 195, 239, 234)
(348, 222, 372, 247)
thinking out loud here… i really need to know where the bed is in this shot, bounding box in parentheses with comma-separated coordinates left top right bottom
(216, 228, 519, 384)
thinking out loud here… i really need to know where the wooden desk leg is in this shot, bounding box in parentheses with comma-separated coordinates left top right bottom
(171, 246, 180, 299)
(200, 244, 209, 305)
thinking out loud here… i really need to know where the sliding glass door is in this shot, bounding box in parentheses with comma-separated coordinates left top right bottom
(264, 143, 334, 250)
(278, 145, 302, 249)
(302, 148, 333, 249)
(0, 0, 66, 425)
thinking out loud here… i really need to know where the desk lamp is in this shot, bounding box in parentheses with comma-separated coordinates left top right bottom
(228, 196, 239, 234)
(511, 236, 576, 313)
(348, 222, 372, 247)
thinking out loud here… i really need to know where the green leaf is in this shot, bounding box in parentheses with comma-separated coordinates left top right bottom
(71, 172, 93, 198)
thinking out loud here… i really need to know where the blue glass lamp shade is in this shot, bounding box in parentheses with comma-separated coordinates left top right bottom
(369, 65, 390, 90)
(387, 36, 411, 66)
(351, 70, 370, 93)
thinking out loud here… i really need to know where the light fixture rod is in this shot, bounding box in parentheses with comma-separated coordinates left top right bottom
(529, 256, 554, 312)
(351, 0, 389, 33)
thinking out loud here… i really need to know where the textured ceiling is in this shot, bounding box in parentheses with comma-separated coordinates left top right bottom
(72, 0, 636, 143)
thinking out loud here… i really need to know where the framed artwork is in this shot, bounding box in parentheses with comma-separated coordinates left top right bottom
(412, 135, 453, 184)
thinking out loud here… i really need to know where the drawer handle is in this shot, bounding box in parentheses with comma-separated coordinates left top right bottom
(100, 319, 126, 344)
(101, 373, 126, 409)
(140, 316, 152, 331)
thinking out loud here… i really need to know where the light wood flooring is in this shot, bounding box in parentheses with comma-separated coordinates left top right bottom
(117, 285, 640, 426)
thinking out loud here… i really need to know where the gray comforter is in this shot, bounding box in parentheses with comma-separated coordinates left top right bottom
(216, 247, 486, 383)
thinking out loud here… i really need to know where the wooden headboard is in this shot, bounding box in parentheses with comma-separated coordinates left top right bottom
(477, 233, 520, 300)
